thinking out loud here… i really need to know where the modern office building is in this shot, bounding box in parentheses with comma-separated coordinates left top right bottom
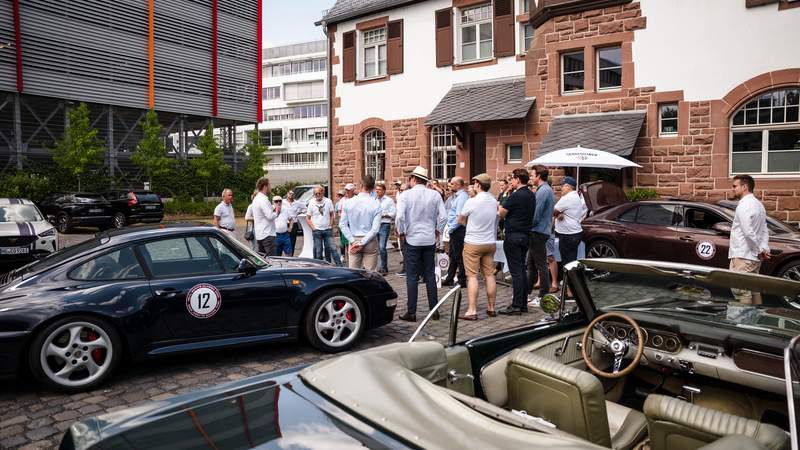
(232, 40, 329, 185)
(0, 0, 261, 175)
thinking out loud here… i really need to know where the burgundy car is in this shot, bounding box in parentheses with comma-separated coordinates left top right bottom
(580, 182, 800, 283)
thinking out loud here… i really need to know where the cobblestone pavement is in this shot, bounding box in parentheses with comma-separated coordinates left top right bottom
(1, 225, 545, 449)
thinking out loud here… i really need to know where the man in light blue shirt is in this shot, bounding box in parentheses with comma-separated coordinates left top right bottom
(395, 166, 447, 322)
(528, 165, 556, 305)
(442, 177, 468, 287)
(340, 175, 382, 272)
(375, 182, 396, 274)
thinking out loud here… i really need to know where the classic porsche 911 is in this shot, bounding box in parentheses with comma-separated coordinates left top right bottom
(0, 224, 397, 392)
(60, 259, 799, 450)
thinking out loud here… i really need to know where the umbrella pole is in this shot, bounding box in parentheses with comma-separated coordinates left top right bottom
(577, 166, 580, 184)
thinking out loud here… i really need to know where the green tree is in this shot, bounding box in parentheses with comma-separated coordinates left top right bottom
(52, 102, 105, 191)
(238, 129, 270, 196)
(132, 109, 173, 189)
(191, 124, 229, 197)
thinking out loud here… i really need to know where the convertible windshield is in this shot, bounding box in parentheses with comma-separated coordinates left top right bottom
(581, 260, 800, 338)
(0, 205, 44, 222)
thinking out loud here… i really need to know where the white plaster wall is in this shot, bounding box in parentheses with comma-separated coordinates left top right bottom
(634, 0, 800, 101)
(334, 0, 526, 125)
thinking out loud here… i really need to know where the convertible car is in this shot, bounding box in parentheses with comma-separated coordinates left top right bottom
(61, 259, 799, 450)
(0, 224, 397, 392)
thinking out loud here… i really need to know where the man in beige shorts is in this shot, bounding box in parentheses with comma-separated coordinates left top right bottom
(458, 173, 499, 320)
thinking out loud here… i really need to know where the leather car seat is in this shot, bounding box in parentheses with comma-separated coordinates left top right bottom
(505, 349, 647, 450)
(644, 394, 789, 450)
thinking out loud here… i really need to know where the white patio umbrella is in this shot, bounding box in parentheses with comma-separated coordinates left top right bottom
(526, 145, 641, 182)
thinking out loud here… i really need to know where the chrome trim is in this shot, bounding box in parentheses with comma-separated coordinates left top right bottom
(408, 285, 462, 343)
(784, 335, 799, 450)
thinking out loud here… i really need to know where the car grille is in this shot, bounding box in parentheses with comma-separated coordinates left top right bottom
(0, 236, 36, 246)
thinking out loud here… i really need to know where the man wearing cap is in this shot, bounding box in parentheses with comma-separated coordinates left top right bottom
(307, 185, 342, 266)
(442, 176, 468, 287)
(337, 183, 356, 264)
(340, 175, 382, 271)
(213, 188, 236, 233)
(272, 195, 294, 256)
(395, 166, 447, 322)
(285, 190, 304, 256)
(458, 173, 499, 320)
(554, 176, 587, 267)
(375, 182, 396, 274)
(252, 177, 279, 256)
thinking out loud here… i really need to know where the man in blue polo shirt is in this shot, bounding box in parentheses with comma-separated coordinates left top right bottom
(442, 176, 468, 287)
(528, 165, 555, 307)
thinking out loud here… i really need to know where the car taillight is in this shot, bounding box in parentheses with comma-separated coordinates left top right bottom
(127, 192, 138, 207)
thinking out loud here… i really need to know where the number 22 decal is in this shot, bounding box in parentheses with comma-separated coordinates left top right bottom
(695, 241, 716, 260)
(186, 284, 222, 319)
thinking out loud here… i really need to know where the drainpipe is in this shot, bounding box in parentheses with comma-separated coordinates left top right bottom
(323, 21, 334, 195)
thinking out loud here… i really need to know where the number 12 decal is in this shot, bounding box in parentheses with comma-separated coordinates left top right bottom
(186, 284, 222, 319)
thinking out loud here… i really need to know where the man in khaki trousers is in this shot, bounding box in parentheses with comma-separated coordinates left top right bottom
(340, 174, 382, 271)
(728, 174, 770, 304)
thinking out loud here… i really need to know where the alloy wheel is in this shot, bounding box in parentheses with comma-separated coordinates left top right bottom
(58, 215, 69, 233)
(39, 321, 114, 389)
(314, 295, 362, 348)
(780, 264, 800, 309)
(113, 213, 126, 229)
(587, 241, 618, 258)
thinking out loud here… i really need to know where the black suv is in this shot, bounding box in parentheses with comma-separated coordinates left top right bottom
(38, 193, 113, 233)
(103, 190, 164, 229)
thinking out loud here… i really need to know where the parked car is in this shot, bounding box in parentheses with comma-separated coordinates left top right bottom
(580, 181, 800, 284)
(0, 224, 397, 392)
(60, 259, 799, 450)
(38, 192, 113, 233)
(103, 189, 164, 229)
(0, 198, 58, 268)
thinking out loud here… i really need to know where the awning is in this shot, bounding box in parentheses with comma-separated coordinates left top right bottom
(538, 111, 646, 156)
(426, 77, 535, 125)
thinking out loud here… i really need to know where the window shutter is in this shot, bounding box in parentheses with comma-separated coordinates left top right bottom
(435, 8, 453, 67)
(342, 30, 356, 82)
(387, 20, 404, 74)
(493, 0, 515, 57)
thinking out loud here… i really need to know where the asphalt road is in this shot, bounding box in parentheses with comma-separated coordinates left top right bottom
(0, 224, 540, 449)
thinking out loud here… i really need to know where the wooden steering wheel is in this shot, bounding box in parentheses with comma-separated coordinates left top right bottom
(581, 312, 645, 379)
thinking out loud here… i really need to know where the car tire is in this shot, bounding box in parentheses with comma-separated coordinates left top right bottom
(304, 289, 366, 353)
(113, 213, 127, 229)
(57, 213, 72, 234)
(778, 260, 800, 309)
(586, 239, 619, 259)
(29, 315, 122, 393)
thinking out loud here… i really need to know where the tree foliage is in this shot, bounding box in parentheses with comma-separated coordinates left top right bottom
(191, 124, 230, 196)
(132, 109, 173, 187)
(52, 102, 105, 190)
(237, 129, 270, 196)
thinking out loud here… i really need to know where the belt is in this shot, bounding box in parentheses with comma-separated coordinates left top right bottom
(276, 231, 289, 235)
(220, 226, 235, 232)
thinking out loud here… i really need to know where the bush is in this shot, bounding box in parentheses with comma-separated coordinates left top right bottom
(0, 172, 55, 202)
(626, 187, 658, 202)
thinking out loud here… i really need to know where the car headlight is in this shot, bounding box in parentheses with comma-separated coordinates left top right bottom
(38, 228, 55, 238)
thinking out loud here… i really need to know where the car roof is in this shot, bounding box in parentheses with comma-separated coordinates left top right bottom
(102, 222, 214, 239)
(0, 198, 35, 205)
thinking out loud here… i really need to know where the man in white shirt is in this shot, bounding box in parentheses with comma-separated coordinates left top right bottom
(340, 175, 382, 271)
(306, 185, 342, 266)
(252, 177, 279, 256)
(272, 195, 294, 256)
(285, 190, 303, 256)
(553, 176, 587, 267)
(729, 174, 770, 304)
(375, 182, 396, 274)
(213, 188, 235, 232)
(395, 166, 447, 322)
(244, 189, 258, 251)
(457, 173, 499, 320)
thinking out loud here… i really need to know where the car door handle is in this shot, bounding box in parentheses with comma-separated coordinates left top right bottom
(615, 230, 629, 235)
(678, 236, 694, 242)
(154, 288, 180, 298)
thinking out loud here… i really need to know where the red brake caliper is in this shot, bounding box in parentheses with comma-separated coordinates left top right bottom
(85, 330, 105, 363)
(334, 301, 354, 321)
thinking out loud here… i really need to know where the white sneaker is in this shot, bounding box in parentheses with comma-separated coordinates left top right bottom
(527, 296, 541, 308)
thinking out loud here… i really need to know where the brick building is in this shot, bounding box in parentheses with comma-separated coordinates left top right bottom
(318, 0, 800, 223)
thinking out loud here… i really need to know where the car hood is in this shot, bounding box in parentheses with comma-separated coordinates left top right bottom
(0, 221, 52, 236)
(268, 256, 332, 269)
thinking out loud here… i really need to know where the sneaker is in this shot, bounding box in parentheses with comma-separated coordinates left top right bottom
(398, 312, 416, 322)
(498, 305, 523, 315)
(396, 271, 406, 276)
(528, 296, 541, 308)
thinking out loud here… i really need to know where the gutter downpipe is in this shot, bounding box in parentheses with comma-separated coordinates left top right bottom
(323, 20, 334, 194)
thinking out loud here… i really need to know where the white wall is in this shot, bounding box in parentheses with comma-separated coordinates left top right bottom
(634, 0, 800, 101)
(334, 0, 526, 125)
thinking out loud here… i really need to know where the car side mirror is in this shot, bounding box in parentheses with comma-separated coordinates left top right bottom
(237, 258, 256, 275)
(712, 222, 732, 235)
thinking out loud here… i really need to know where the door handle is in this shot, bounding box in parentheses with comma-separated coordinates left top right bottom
(679, 236, 694, 242)
(154, 288, 179, 298)
(615, 230, 629, 235)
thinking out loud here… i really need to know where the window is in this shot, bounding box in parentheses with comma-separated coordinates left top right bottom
(684, 208, 727, 230)
(596, 46, 622, 90)
(561, 51, 584, 93)
(730, 88, 800, 174)
(70, 247, 144, 281)
(635, 204, 679, 226)
(209, 238, 240, 272)
(521, 23, 534, 54)
(283, 81, 324, 101)
(264, 103, 327, 121)
(659, 103, 679, 136)
(139, 237, 223, 277)
(617, 207, 638, 223)
(431, 125, 457, 181)
(259, 129, 283, 147)
(268, 152, 328, 168)
(265, 57, 326, 77)
(290, 127, 328, 142)
(363, 129, 386, 181)
(263, 86, 280, 100)
(460, 4, 493, 62)
(506, 144, 523, 163)
(521, 0, 530, 13)
(362, 28, 387, 78)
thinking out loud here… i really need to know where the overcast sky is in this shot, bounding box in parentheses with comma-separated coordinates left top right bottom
(263, 0, 337, 47)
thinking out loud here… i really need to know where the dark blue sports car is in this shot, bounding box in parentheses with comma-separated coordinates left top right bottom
(0, 224, 397, 392)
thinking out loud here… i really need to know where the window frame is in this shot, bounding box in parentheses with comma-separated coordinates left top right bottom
(67, 245, 147, 282)
(283, 80, 325, 102)
(259, 129, 283, 147)
(360, 27, 387, 80)
(431, 125, 457, 181)
(363, 128, 387, 182)
(521, 23, 534, 55)
(659, 102, 679, 136)
(506, 143, 523, 164)
(595, 45, 622, 91)
(458, 3, 493, 64)
(137, 236, 226, 279)
(560, 50, 585, 95)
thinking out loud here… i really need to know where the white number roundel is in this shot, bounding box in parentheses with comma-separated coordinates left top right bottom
(695, 241, 716, 260)
(186, 284, 222, 319)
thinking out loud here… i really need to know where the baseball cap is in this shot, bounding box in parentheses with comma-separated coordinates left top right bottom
(563, 176, 577, 188)
(272, 195, 282, 201)
(344, 183, 355, 191)
(471, 173, 492, 185)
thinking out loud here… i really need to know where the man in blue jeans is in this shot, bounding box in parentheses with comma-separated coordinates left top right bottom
(306, 185, 342, 266)
(375, 182, 396, 274)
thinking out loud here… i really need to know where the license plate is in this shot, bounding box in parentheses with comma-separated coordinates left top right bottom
(0, 247, 29, 255)
(89, 209, 104, 213)
(145, 205, 157, 210)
